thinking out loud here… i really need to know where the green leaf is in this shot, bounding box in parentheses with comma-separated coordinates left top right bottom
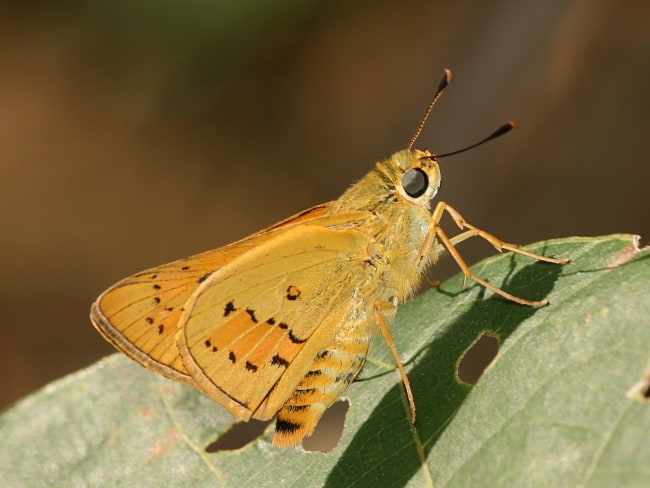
(1, 234, 648, 487)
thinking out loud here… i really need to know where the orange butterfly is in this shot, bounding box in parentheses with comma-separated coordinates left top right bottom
(91, 70, 568, 447)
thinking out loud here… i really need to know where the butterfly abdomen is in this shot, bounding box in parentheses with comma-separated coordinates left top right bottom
(272, 331, 370, 446)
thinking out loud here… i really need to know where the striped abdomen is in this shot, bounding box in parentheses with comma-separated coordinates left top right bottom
(272, 329, 370, 446)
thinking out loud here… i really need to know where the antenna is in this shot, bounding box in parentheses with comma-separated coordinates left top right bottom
(407, 68, 452, 150)
(435, 121, 518, 158)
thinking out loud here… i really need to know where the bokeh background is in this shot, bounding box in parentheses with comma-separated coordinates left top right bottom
(1, 0, 649, 411)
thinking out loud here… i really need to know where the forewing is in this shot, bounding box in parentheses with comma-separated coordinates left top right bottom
(90, 203, 334, 385)
(178, 217, 373, 421)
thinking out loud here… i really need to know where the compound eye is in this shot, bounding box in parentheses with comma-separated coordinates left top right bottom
(401, 168, 428, 198)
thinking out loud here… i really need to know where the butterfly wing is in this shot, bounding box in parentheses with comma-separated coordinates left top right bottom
(178, 213, 375, 421)
(90, 203, 334, 386)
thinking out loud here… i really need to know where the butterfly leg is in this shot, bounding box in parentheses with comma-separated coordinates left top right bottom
(425, 201, 568, 307)
(374, 299, 416, 424)
(439, 202, 569, 264)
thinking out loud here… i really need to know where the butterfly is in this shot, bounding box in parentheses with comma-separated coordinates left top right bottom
(91, 69, 568, 447)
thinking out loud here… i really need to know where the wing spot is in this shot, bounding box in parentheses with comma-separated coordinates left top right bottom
(228, 351, 237, 363)
(150, 274, 158, 279)
(157, 324, 164, 335)
(181, 266, 190, 271)
(224, 301, 237, 316)
(245, 361, 258, 372)
(271, 354, 289, 368)
(246, 308, 258, 323)
(197, 273, 211, 283)
(278, 322, 289, 330)
(205, 339, 212, 348)
(166, 306, 174, 312)
(266, 318, 276, 325)
(305, 369, 322, 378)
(286, 285, 301, 301)
(145, 317, 154, 324)
(289, 331, 307, 344)
(153, 284, 161, 290)
(153, 297, 161, 304)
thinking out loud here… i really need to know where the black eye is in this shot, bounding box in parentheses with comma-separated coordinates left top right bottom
(401, 168, 428, 198)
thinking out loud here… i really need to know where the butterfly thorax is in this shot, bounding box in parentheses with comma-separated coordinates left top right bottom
(327, 149, 442, 304)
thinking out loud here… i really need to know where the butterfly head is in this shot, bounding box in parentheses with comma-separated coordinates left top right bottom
(331, 148, 441, 216)
(384, 148, 441, 207)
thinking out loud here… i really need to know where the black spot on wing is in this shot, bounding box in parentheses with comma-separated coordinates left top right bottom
(245, 361, 258, 372)
(228, 351, 236, 363)
(223, 301, 236, 316)
(286, 285, 301, 301)
(197, 273, 211, 283)
(246, 308, 258, 323)
(271, 354, 289, 368)
(289, 331, 307, 344)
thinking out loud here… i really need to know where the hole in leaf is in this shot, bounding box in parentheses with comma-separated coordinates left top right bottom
(302, 400, 349, 453)
(457, 333, 499, 385)
(205, 419, 272, 452)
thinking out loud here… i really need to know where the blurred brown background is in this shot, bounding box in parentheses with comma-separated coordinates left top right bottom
(1, 1, 648, 410)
